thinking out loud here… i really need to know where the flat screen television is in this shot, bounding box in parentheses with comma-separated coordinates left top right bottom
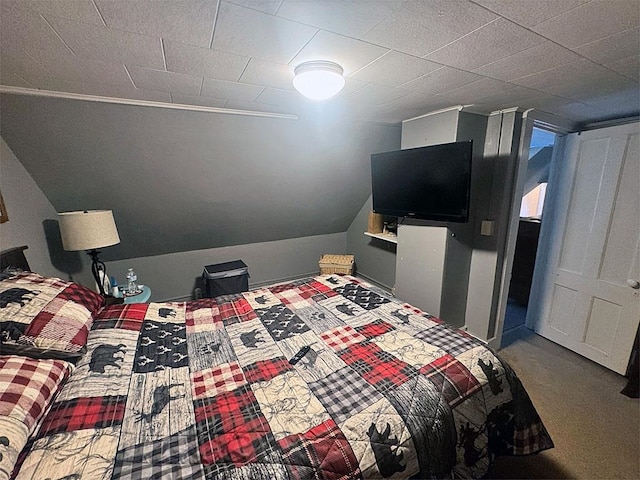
(371, 140, 472, 223)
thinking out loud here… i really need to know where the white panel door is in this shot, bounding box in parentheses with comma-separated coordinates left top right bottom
(535, 123, 640, 375)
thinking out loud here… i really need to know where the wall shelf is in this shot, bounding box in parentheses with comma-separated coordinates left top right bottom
(364, 231, 398, 244)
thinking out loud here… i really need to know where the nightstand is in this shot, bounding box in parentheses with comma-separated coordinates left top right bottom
(122, 285, 151, 304)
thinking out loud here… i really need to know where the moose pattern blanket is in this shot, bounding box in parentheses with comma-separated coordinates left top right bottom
(14, 275, 553, 479)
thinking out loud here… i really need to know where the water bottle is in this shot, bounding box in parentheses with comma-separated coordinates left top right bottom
(126, 268, 138, 295)
(110, 276, 119, 297)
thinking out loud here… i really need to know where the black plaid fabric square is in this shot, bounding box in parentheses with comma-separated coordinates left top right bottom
(278, 419, 361, 480)
(419, 354, 481, 406)
(256, 304, 310, 341)
(134, 320, 188, 373)
(308, 366, 383, 424)
(113, 425, 205, 479)
(334, 283, 390, 310)
(415, 325, 480, 356)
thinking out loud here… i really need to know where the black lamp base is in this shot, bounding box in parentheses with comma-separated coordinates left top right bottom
(87, 249, 108, 296)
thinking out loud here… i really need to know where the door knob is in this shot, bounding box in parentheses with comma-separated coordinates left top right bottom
(627, 279, 640, 289)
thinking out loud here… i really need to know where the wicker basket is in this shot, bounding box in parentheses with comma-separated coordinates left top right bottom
(319, 254, 354, 275)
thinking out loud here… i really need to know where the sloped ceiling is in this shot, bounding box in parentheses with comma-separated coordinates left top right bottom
(0, 93, 399, 260)
(1, 0, 638, 260)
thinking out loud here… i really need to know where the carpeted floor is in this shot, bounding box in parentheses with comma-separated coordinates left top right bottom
(485, 329, 640, 479)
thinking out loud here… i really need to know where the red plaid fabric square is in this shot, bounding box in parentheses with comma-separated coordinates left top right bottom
(37, 395, 127, 436)
(355, 319, 395, 339)
(192, 362, 247, 400)
(195, 385, 276, 467)
(23, 309, 55, 336)
(400, 303, 443, 323)
(0, 355, 73, 433)
(299, 280, 337, 297)
(320, 326, 367, 352)
(218, 298, 258, 325)
(0, 273, 103, 358)
(243, 358, 292, 384)
(419, 354, 481, 406)
(25, 300, 87, 351)
(186, 298, 219, 312)
(57, 282, 104, 314)
(267, 282, 297, 294)
(278, 419, 361, 480)
(339, 342, 415, 390)
(4, 272, 103, 314)
(270, 279, 336, 298)
(92, 304, 148, 331)
(273, 288, 311, 309)
(186, 303, 223, 334)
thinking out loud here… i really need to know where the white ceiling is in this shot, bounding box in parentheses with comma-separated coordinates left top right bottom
(1, 0, 638, 125)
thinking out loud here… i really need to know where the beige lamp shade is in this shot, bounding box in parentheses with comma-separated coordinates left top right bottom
(58, 210, 120, 251)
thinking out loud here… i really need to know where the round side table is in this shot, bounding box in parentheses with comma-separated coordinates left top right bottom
(122, 285, 151, 304)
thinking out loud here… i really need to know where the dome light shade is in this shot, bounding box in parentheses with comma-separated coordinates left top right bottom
(293, 61, 345, 101)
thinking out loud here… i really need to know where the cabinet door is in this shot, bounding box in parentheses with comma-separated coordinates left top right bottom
(395, 224, 447, 317)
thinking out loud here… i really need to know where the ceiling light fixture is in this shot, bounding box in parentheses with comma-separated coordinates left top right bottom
(293, 61, 345, 101)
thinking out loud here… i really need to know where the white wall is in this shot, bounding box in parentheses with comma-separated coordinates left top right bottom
(0, 137, 68, 277)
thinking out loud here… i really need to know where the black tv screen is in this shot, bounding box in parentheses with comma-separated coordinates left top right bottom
(371, 140, 472, 223)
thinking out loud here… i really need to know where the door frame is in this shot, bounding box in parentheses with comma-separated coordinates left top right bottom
(489, 110, 577, 349)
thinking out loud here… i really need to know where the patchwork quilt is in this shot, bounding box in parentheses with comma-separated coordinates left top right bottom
(13, 275, 553, 479)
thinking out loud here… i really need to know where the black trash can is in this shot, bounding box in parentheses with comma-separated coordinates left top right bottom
(202, 260, 249, 298)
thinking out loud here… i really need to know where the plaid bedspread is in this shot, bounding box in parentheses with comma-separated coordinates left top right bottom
(14, 275, 553, 479)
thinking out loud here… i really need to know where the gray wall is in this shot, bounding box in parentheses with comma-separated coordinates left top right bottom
(0, 94, 398, 262)
(0, 137, 70, 277)
(106, 232, 346, 302)
(0, 139, 347, 296)
(348, 107, 528, 341)
(465, 110, 524, 339)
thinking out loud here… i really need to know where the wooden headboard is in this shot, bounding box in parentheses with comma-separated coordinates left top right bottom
(0, 245, 31, 271)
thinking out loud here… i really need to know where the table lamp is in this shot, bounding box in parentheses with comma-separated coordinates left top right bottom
(58, 210, 120, 296)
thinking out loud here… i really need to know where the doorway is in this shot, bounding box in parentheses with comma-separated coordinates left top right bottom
(502, 128, 557, 344)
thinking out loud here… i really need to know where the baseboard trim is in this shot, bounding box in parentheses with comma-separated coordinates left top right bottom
(355, 273, 394, 294)
(500, 324, 532, 348)
(157, 271, 320, 302)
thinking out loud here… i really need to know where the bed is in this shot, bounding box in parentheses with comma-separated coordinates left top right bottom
(0, 248, 553, 480)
